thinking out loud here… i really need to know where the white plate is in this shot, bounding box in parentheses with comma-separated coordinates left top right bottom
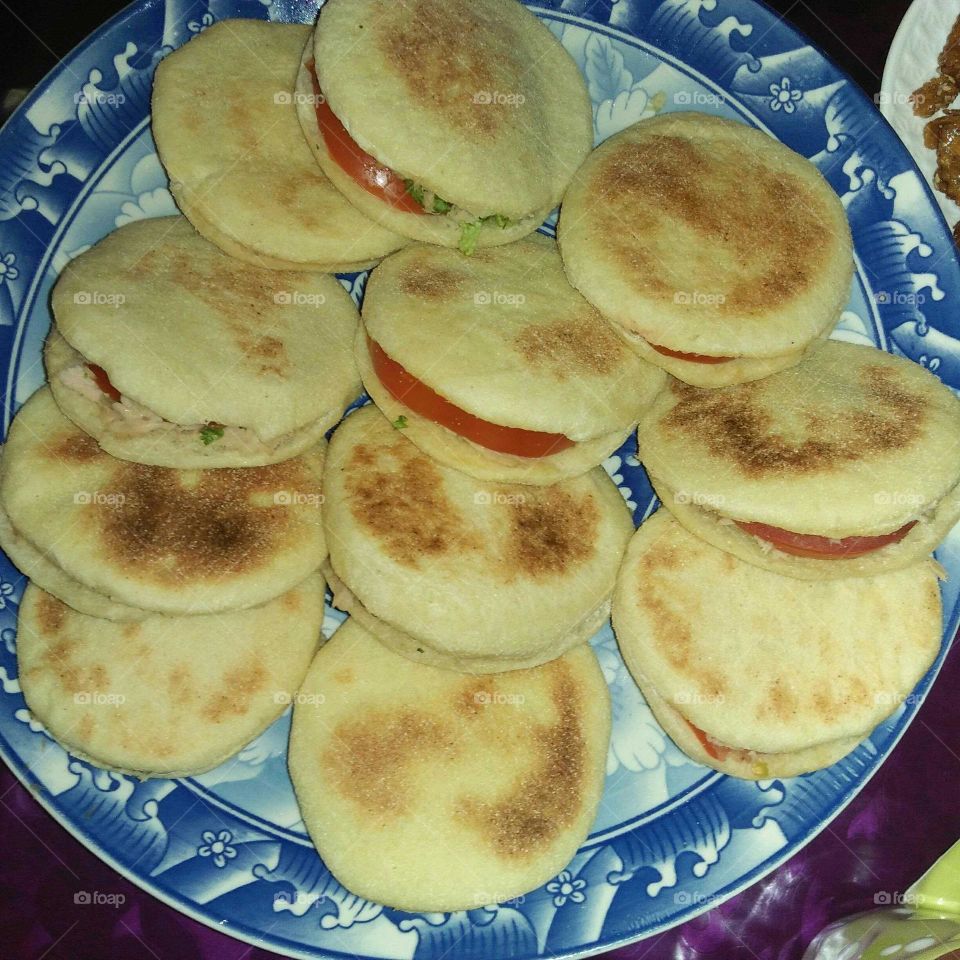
(881, 0, 960, 225)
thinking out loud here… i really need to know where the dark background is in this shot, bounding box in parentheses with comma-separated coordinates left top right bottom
(0, 0, 913, 99)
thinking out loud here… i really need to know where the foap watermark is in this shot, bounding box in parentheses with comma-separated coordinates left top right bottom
(874, 90, 921, 109)
(472, 892, 526, 907)
(673, 890, 718, 907)
(74, 89, 126, 107)
(273, 90, 325, 106)
(274, 290, 326, 307)
(874, 690, 925, 708)
(874, 290, 926, 307)
(874, 890, 921, 907)
(472, 90, 525, 106)
(74, 890, 126, 908)
(474, 290, 526, 306)
(673, 490, 725, 509)
(73, 691, 126, 707)
(273, 890, 320, 911)
(73, 290, 125, 307)
(73, 490, 126, 508)
(673, 90, 727, 107)
(474, 491, 526, 506)
(674, 290, 726, 307)
(274, 490, 324, 507)
(674, 690, 725, 706)
(273, 691, 326, 706)
(874, 490, 924, 508)
(474, 690, 525, 706)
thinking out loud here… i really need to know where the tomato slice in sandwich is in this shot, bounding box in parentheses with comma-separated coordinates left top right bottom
(649, 342, 734, 364)
(87, 364, 122, 403)
(367, 336, 575, 459)
(686, 720, 731, 761)
(735, 519, 917, 559)
(307, 62, 426, 215)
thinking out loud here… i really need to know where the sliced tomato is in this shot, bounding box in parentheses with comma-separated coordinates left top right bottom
(735, 519, 918, 559)
(686, 719, 731, 762)
(367, 336, 575, 459)
(87, 363, 122, 403)
(307, 62, 426, 215)
(649, 342, 734, 364)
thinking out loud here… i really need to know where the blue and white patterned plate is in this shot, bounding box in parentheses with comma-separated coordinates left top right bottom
(1, 1, 959, 958)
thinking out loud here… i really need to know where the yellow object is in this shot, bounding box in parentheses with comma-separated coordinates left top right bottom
(908, 838, 960, 917)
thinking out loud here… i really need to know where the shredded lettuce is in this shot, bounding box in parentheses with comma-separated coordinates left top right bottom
(403, 177, 511, 251)
(403, 179, 425, 206)
(458, 214, 513, 255)
(458, 220, 484, 255)
(392, 415, 408, 430)
(200, 424, 225, 445)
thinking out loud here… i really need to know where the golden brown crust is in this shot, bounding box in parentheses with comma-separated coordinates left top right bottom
(504, 488, 598, 579)
(97, 460, 318, 586)
(288, 621, 609, 910)
(378, 0, 519, 141)
(559, 114, 853, 366)
(324, 710, 459, 816)
(47, 432, 104, 464)
(593, 134, 826, 314)
(199, 662, 268, 722)
(454, 662, 586, 860)
(36, 592, 67, 633)
(397, 261, 467, 300)
(612, 511, 943, 756)
(512, 317, 623, 378)
(345, 437, 482, 568)
(344, 423, 602, 581)
(660, 363, 927, 480)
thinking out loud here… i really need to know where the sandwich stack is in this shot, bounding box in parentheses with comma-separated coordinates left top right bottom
(2, 1, 957, 919)
(0, 211, 363, 774)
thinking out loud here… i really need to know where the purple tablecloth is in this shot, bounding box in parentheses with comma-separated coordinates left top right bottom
(2, 637, 957, 960)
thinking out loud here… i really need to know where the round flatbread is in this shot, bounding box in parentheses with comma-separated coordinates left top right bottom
(0, 388, 327, 616)
(0, 504, 147, 620)
(288, 618, 610, 911)
(612, 510, 943, 778)
(48, 216, 360, 467)
(559, 113, 853, 380)
(323, 404, 633, 672)
(18, 576, 324, 777)
(303, 0, 592, 247)
(359, 238, 665, 483)
(152, 20, 406, 272)
(617, 326, 813, 389)
(638, 340, 960, 578)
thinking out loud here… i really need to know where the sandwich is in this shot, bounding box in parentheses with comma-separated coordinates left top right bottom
(298, 0, 592, 252)
(46, 216, 360, 468)
(559, 112, 853, 387)
(322, 404, 633, 672)
(152, 20, 407, 272)
(17, 577, 324, 776)
(288, 618, 610, 910)
(612, 510, 942, 778)
(358, 236, 665, 484)
(638, 339, 960, 579)
(0, 387, 327, 617)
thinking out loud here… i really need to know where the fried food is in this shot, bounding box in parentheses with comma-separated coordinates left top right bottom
(912, 14, 960, 116)
(924, 109, 960, 205)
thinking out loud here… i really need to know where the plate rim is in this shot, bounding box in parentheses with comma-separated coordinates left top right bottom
(0, 0, 958, 957)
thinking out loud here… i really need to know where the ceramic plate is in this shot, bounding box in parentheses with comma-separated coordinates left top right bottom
(881, 0, 960, 225)
(1, 1, 959, 957)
